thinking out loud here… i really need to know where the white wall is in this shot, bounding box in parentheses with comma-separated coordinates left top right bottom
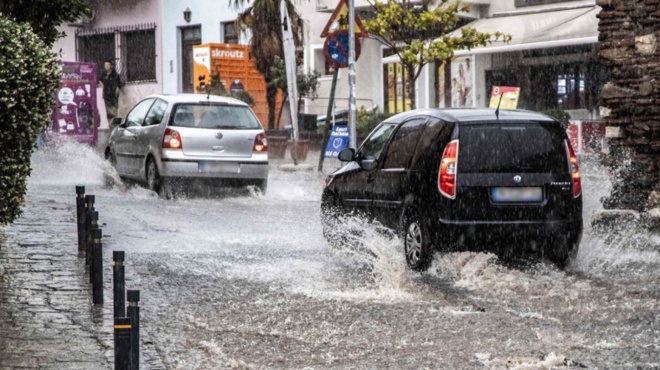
(161, 0, 246, 95)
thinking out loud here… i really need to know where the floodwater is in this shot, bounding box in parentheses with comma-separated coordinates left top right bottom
(24, 141, 660, 369)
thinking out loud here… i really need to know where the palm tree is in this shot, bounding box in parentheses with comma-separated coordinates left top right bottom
(233, 0, 305, 130)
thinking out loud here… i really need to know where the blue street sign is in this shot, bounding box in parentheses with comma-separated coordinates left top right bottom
(323, 31, 361, 68)
(325, 124, 350, 158)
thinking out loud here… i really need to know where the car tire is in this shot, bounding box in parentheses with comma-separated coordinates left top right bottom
(548, 236, 579, 270)
(146, 158, 161, 194)
(404, 213, 433, 271)
(257, 179, 267, 195)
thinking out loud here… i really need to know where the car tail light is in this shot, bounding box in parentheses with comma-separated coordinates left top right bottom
(438, 139, 459, 199)
(254, 133, 268, 152)
(162, 128, 182, 149)
(566, 140, 581, 197)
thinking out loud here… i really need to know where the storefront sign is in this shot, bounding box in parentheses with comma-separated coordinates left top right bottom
(324, 124, 350, 158)
(489, 86, 521, 110)
(50, 61, 99, 144)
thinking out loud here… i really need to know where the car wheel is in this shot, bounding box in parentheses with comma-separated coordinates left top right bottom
(257, 179, 267, 194)
(146, 158, 161, 194)
(548, 236, 579, 270)
(404, 214, 433, 271)
(105, 148, 117, 166)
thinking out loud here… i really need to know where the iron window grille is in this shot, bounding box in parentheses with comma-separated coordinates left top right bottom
(76, 23, 157, 84)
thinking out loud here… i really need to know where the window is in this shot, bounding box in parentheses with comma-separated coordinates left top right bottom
(77, 33, 115, 82)
(144, 99, 168, 126)
(360, 123, 397, 161)
(459, 122, 567, 174)
(313, 48, 334, 76)
(515, 0, 580, 6)
(122, 29, 156, 82)
(125, 99, 154, 127)
(382, 119, 426, 169)
(76, 23, 157, 84)
(222, 21, 238, 44)
(170, 104, 261, 130)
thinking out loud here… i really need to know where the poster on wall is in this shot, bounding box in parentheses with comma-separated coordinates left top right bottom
(396, 63, 404, 112)
(50, 61, 99, 144)
(387, 64, 395, 113)
(437, 61, 446, 108)
(403, 66, 411, 111)
(489, 86, 521, 110)
(450, 56, 474, 108)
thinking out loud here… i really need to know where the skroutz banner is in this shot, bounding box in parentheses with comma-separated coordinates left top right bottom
(193, 44, 281, 128)
(50, 61, 99, 144)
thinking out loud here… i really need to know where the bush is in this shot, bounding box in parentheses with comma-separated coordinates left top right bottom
(543, 108, 571, 131)
(0, 17, 60, 224)
(357, 107, 391, 139)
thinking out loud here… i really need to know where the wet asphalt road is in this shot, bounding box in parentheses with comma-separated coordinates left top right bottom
(21, 142, 660, 369)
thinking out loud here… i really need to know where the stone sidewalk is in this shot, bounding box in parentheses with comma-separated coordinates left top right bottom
(0, 193, 164, 369)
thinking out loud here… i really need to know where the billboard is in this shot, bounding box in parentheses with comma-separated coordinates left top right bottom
(450, 56, 474, 108)
(193, 44, 281, 128)
(50, 62, 99, 144)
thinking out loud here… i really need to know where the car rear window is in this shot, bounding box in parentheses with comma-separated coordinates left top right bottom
(170, 103, 261, 130)
(459, 122, 567, 174)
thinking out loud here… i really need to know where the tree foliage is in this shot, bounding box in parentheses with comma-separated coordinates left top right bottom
(364, 0, 511, 108)
(0, 0, 91, 46)
(233, 0, 305, 129)
(268, 56, 320, 126)
(197, 71, 256, 106)
(0, 17, 60, 224)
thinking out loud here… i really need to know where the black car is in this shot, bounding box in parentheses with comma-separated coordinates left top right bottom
(321, 109, 583, 271)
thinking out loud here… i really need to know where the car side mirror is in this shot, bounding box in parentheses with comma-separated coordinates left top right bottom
(110, 117, 123, 128)
(338, 148, 356, 162)
(359, 159, 378, 171)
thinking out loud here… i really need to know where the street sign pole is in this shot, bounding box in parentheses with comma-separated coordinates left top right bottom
(348, 0, 357, 149)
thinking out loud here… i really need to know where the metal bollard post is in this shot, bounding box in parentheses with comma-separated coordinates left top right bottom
(76, 186, 86, 253)
(114, 317, 131, 370)
(84, 195, 95, 266)
(127, 290, 140, 370)
(87, 211, 98, 276)
(113, 251, 126, 318)
(92, 228, 104, 305)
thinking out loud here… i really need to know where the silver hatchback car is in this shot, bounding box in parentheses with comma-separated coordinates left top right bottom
(105, 94, 269, 195)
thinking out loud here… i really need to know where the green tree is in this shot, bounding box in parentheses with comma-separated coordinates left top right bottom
(233, 0, 304, 130)
(365, 0, 510, 109)
(0, 17, 60, 224)
(0, 0, 91, 46)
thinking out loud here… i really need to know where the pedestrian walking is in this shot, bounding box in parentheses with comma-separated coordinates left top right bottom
(101, 60, 122, 120)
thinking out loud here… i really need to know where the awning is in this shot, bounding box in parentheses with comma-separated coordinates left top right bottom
(449, 5, 600, 56)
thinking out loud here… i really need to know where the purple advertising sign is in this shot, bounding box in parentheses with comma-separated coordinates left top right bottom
(50, 61, 99, 144)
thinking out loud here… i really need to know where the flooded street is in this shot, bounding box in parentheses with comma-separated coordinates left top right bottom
(22, 142, 660, 369)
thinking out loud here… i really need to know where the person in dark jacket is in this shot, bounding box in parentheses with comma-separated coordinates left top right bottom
(101, 60, 122, 120)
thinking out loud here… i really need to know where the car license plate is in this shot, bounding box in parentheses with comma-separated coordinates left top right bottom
(491, 187, 543, 202)
(198, 162, 239, 173)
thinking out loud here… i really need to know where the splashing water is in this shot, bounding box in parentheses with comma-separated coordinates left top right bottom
(29, 139, 123, 190)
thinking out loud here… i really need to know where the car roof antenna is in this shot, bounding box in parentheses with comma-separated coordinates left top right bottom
(495, 92, 504, 120)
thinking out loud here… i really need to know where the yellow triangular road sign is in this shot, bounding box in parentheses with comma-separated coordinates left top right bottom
(320, 0, 368, 38)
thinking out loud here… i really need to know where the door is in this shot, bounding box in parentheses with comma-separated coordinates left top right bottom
(138, 99, 169, 177)
(338, 122, 397, 216)
(181, 26, 202, 93)
(371, 118, 427, 228)
(114, 99, 154, 176)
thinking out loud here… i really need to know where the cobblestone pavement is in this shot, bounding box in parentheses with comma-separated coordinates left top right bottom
(0, 192, 165, 369)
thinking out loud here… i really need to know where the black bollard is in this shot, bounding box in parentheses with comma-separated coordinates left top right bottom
(87, 211, 98, 273)
(76, 186, 86, 253)
(114, 317, 131, 370)
(92, 228, 104, 305)
(84, 195, 95, 266)
(127, 290, 140, 370)
(113, 251, 125, 318)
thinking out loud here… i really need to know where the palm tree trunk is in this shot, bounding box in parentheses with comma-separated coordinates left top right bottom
(266, 83, 278, 130)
